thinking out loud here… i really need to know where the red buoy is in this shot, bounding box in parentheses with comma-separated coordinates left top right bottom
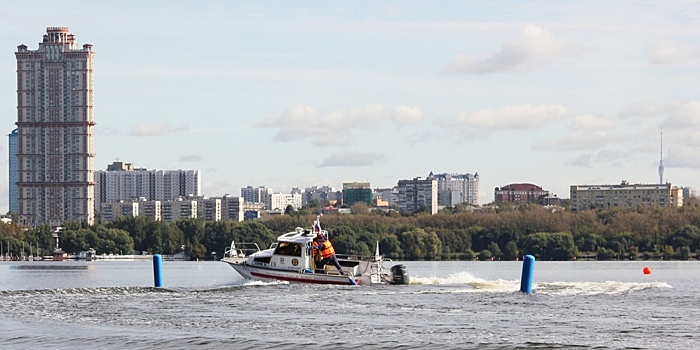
(643, 266, 652, 275)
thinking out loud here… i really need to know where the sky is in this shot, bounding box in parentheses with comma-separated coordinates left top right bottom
(2, 1, 700, 212)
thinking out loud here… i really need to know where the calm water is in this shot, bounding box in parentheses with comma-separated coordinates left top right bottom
(0, 260, 697, 349)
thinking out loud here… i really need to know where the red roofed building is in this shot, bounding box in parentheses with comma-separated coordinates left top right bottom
(494, 183, 550, 204)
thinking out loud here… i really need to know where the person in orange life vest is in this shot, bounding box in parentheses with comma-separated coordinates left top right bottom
(312, 234, 346, 276)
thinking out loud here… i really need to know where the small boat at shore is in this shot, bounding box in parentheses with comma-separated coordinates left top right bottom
(221, 217, 409, 286)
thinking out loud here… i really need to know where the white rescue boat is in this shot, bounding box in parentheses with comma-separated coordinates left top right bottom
(221, 218, 409, 286)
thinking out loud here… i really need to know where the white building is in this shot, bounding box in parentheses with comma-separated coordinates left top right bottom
(428, 172, 480, 207)
(397, 177, 438, 215)
(95, 161, 200, 209)
(266, 192, 303, 211)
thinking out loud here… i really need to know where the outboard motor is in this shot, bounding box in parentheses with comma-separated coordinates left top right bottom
(390, 264, 409, 285)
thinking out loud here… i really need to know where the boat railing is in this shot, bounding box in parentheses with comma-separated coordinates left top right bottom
(224, 241, 261, 258)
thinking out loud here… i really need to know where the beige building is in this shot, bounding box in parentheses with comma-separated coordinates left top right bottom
(197, 197, 221, 222)
(161, 200, 197, 222)
(16, 27, 95, 227)
(100, 202, 139, 222)
(570, 181, 683, 211)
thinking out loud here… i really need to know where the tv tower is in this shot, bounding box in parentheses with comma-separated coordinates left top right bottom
(658, 129, 664, 184)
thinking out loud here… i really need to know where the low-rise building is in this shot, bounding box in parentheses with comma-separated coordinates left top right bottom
(494, 183, 549, 204)
(343, 182, 373, 206)
(570, 181, 683, 211)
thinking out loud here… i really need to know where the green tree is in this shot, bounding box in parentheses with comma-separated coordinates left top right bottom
(520, 232, 577, 261)
(503, 241, 519, 261)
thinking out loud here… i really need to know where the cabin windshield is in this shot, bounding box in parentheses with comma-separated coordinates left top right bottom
(273, 242, 302, 257)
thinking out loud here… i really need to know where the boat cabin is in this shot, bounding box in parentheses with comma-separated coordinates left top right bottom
(262, 227, 318, 272)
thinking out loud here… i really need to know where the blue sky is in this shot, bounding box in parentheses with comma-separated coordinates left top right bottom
(2, 1, 700, 212)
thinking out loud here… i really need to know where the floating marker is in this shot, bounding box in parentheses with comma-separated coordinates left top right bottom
(643, 266, 652, 275)
(153, 254, 163, 288)
(520, 255, 535, 294)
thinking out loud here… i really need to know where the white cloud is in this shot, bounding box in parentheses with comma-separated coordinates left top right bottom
(533, 114, 616, 151)
(446, 25, 567, 74)
(129, 123, 189, 137)
(567, 149, 632, 169)
(452, 104, 570, 131)
(665, 145, 700, 169)
(258, 104, 418, 147)
(391, 105, 423, 127)
(647, 41, 699, 64)
(318, 151, 382, 167)
(179, 154, 203, 162)
(619, 100, 700, 128)
(568, 154, 594, 168)
(572, 114, 615, 130)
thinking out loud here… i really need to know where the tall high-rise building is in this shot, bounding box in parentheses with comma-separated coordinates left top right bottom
(15, 27, 95, 227)
(397, 177, 438, 215)
(8, 129, 18, 213)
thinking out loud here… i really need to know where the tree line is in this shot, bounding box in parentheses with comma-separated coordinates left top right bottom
(1, 203, 700, 261)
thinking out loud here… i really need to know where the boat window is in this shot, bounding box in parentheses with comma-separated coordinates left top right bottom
(273, 242, 302, 257)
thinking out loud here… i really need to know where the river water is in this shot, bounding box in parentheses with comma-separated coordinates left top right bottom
(0, 260, 697, 349)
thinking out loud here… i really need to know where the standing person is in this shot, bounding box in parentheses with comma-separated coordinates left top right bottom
(312, 234, 346, 276)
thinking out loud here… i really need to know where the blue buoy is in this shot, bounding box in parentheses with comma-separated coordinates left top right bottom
(520, 255, 535, 294)
(153, 254, 163, 288)
(348, 276, 357, 286)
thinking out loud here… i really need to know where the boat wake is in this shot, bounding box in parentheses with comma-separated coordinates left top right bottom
(410, 271, 519, 292)
(407, 271, 672, 295)
(536, 281, 672, 296)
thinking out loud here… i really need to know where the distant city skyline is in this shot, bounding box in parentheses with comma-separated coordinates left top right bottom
(2, 2, 700, 213)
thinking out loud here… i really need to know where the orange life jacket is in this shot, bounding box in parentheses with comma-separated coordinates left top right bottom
(319, 241, 335, 258)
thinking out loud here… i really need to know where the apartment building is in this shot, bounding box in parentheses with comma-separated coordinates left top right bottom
(570, 181, 683, 211)
(15, 27, 95, 226)
(397, 177, 438, 214)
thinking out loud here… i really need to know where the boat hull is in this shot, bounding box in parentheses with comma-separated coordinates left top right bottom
(223, 258, 356, 285)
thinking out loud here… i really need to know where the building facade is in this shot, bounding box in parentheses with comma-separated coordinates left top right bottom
(8, 129, 18, 213)
(303, 185, 340, 206)
(240, 186, 273, 204)
(161, 199, 197, 222)
(220, 195, 244, 222)
(16, 27, 95, 227)
(99, 201, 139, 222)
(397, 177, 438, 214)
(196, 197, 221, 222)
(342, 182, 373, 206)
(570, 181, 683, 211)
(265, 192, 302, 211)
(94, 161, 200, 209)
(428, 172, 480, 207)
(494, 183, 549, 204)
